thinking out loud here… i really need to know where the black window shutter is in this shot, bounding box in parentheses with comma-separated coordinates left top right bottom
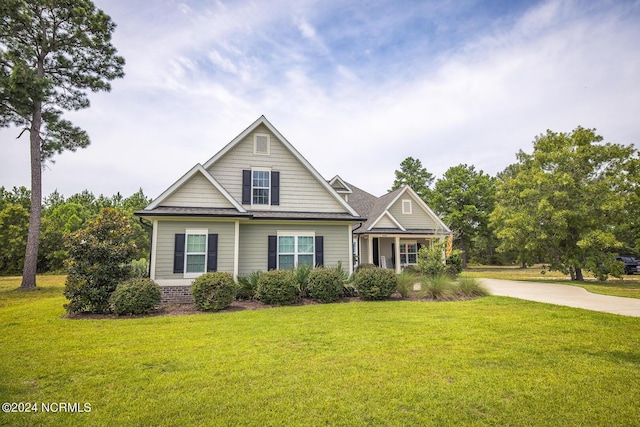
(173, 234, 185, 273)
(268, 235, 277, 271)
(315, 236, 324, 267)
(271, 171, 280, 206)
(207, 234, 218, 272)
(242, 170, 251, 204)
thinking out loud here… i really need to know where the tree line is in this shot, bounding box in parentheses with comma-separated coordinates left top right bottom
(0, 187, 150, 275)
(391, 127, 640, 281)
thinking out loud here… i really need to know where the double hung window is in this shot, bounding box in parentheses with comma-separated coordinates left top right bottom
(252, 170, 270, 205)
(278, 235, 314, 270)
(186, 232, 207, 274)
(399, 242, 418, 265)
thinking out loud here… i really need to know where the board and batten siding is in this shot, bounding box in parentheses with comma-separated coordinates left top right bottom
(161, 173, 234, 208)
(238, 222, 350, 275)
(207, 124, 346, 213)
(154, 220, 236, 280)
(388, 198, 439, 230)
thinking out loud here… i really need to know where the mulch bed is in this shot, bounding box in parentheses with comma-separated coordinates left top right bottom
(63, 293, 419, 319)
(63, 291, 484, 319)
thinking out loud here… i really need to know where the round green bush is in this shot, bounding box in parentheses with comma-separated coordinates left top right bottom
(110, 278, 161, 316)
(256, 270, 300, 305)
(307, 268, 343, 303)
(354, 268, 398, 300)
(191, 272, 237, 311)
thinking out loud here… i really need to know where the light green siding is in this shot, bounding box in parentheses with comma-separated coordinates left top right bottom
(154, 220, 236, 280)
(388, 196, 439, 230)
(162, 173, 234, 208)
(238, 222, 351, 275)
(207, 124, 346, 213)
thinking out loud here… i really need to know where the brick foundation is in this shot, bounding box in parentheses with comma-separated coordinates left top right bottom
(160, 286, 194, 304)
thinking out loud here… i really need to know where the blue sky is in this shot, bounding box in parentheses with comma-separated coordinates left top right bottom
(1, 0, 639, 199)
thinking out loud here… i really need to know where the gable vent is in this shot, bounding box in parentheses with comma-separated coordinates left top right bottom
(254, 134, 270, 155)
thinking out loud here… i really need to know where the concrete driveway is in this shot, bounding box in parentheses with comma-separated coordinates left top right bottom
(480, 278, 640, 317)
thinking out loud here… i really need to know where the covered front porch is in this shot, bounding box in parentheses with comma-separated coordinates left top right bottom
(355, 233, 443, 273)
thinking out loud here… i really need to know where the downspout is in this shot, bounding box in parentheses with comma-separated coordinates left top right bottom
(139, 217, 153, 278)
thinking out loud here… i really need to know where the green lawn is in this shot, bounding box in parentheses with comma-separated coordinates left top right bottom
(1, 276, 639, 426)
(463, 265, 640, 299)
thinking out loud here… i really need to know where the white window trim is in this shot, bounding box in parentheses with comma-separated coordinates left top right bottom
(251, 167, 271, 206)
(276, 231, 315, 269)
(402, 199, 412, 214)
(399, 240, 418, 265)
(184, 229, 208, 278)
(253, 133, 271, 155)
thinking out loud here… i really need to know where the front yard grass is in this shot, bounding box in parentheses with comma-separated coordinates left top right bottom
(1, 275, 639, 426)
(463, 264, 640, 299)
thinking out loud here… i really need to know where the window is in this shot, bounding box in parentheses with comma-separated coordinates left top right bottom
(252, 169, 270, 205)
(254, 133, 270, 155)
(402, 199, 412, 214)
(186, 231, 207, 274)
(400, 242, 418, 265)
(278, 234, 314, 269)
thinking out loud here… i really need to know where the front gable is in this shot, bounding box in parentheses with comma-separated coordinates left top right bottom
(204, 117, 358, 215)
(369, 211, 406, 231)
(387, 187, 448, 231)
(146, 164, 245, 212)
(161, 171, 236, 209)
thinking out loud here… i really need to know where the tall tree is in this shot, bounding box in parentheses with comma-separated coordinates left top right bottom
(430, 164, 495, 268)
(0, 0, 125, 289)
(490, 127, 638, 281)
(390, 157, 434, 202)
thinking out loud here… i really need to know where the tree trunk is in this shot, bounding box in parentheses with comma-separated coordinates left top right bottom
(20, 101, 42, 290)
(574, 267, 584, 281)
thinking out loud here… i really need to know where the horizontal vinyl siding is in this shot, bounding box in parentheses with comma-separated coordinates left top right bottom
(372, 213, 399, 230)
(207, 124, 346, 213)
(162, 173, 234, 208)
(154, 220, 236, 280)
(388, 199, 439, 230)
(238, 222, 350, 275)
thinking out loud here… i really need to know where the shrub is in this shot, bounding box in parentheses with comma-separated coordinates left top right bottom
(446, 249, 463, 277)
(110, 278, 161, 316)
(354, 268, 397, 301)
(63, 208, 137, 314)
(236, 271, 263, 300)
(397, 270, 418, 298)
(256, 270, 300, 305)
(454, 276, 489, 298)
(307, 268, 343, 303)
(191, 272, 237, 311)
(356, 263, 377, 271)
(417, 241, 447, 277)
(419, 274, 454, 300)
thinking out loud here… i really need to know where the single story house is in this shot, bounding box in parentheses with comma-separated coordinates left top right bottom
(136, 116, 451, 301)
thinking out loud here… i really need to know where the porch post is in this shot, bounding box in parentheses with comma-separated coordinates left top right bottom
(368, 236, 374, 266)
(395, 236, 401, 274)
